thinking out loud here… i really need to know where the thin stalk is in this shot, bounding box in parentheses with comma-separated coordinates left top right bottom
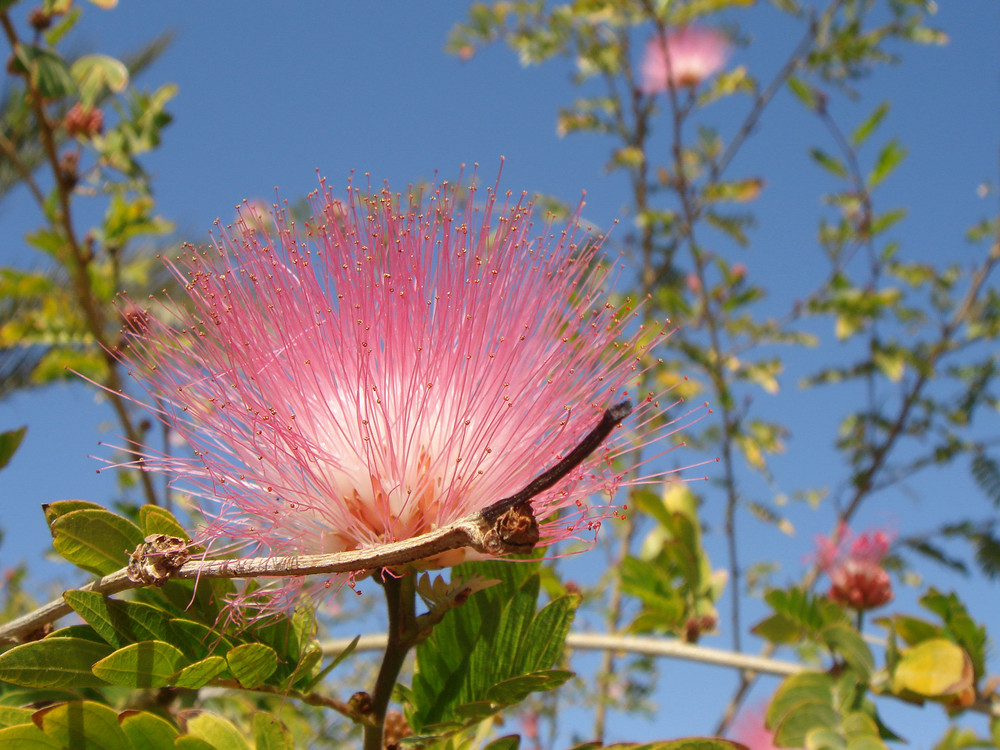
(363, 572, 416, 750)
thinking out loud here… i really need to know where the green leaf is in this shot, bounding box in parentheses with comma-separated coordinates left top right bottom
(0, 723, 61, 748)
(409, 559, 577, 733)
(0, 426, 26, 471)
(91, 641, 188, 688)
(13, 46, 76, 99)
(174, 738, 217, 750)
(168, 618, 234, 661)
(171, 657, 227, 689)
(767, 672, 838, 747)
(788, 75, 821, 110)
(139, 504, 191, 540)
(119, 710, 179, 750)
(252, 713, 293, 750)
(702, 178, 764, 204)
(810, 148, 847, 179)
(42, 500, 104, 528)
(285, 645, 322, 690)
(226, 643, 278, 689)
(50, 508, 144, 576)
(64, 589, 173, 648)
(485, 669, 573, 705)
(33, 701, 129, 750)
(868, 138, 907, 188)
(851, 102, 889, 147)
(0, 705, 33, 729)
(178, 710, 251, 750)
(484, 736, 521, 750)
(515, 595, 578, 673)
(822, 624, 874, 681)
(0, 638, 112, 688)
(47, 624, 107, 643)
(71, 54, 128, 107)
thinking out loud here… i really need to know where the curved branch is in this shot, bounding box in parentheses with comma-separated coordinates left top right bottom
(0, 401, 632, 644)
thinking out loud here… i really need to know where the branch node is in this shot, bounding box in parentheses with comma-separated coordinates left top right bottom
(482, 500, 540, 555)
(127, 534, 190, 586)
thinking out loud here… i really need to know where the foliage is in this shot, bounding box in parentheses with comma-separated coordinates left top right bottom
(2, 0, 999, 748)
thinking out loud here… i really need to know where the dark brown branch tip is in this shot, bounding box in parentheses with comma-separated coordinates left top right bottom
(126, 534, 190, 586)
(480, 398, 633, 525)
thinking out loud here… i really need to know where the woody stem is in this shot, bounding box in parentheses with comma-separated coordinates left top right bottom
(364, 571, 417, 750)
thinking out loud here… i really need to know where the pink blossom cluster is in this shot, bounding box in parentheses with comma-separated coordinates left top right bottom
(816, 523, 894, 611)
(117, 167, 702, 608)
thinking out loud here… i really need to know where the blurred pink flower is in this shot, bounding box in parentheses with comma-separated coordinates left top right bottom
(730, 706, 786, 750)
(815, 523, 893, 611)
(640, 27, 729, 92)
(117, 166, 701, 609)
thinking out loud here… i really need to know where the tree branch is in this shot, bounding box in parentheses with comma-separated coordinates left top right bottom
(0, 401, 633, 644)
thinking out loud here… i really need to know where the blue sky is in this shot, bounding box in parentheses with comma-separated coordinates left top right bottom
(1, 1, 999, 745)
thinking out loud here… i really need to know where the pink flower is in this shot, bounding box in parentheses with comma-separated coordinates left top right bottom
(640, 27, 729, 92)
(731, 706, 793, 750)
(116, 166, 700, 608)
(815, 523, 893, 611)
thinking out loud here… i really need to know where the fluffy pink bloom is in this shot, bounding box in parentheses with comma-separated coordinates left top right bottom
(815, 523, 893, 611)
(116, 166, 702, 608)
(640, 27, 729, 92)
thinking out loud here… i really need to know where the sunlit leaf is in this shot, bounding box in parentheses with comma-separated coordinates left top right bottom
(226, 643, 278, 689)
(32, 701, 128, 750)
(177, 710, 251, 750)
(119, 710, 179, 750)
(252, 712, 293, 750)
(50, 507, 144, 576)
(171, 657, 227, 689)
(71, 54, 128, 107)
(0, 638, 111, 688)
(64, 589, 173, 648)
(893, 639, 972, 697)
(91, 641, 188, 688)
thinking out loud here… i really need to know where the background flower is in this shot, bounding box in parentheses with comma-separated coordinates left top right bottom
(815, 523, 894, 611)
(118, 168, 697, 607)
(730, 705, 791, 750)
(640, 26, 729, 92)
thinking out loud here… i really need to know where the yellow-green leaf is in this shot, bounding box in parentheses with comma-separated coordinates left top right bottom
(252, 713, 293, 750)
(893, 638, 972, 697)
(171, 657, 227, 689)
(92, 641, 188, 688)
(178, 710, 251, 750)
(71, 54, 128, 107)
(119, 710, 179, 750)
(0, 638, 111, 688)
(226, 643, 277, 689)
(50, 508, 144, 576)
(33, 701, 129, 750)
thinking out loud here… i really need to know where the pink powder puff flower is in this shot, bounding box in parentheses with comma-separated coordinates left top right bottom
(815, 522, 893, 611)
(114, 165, 704, 611)
(640, 26, 729, 93)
